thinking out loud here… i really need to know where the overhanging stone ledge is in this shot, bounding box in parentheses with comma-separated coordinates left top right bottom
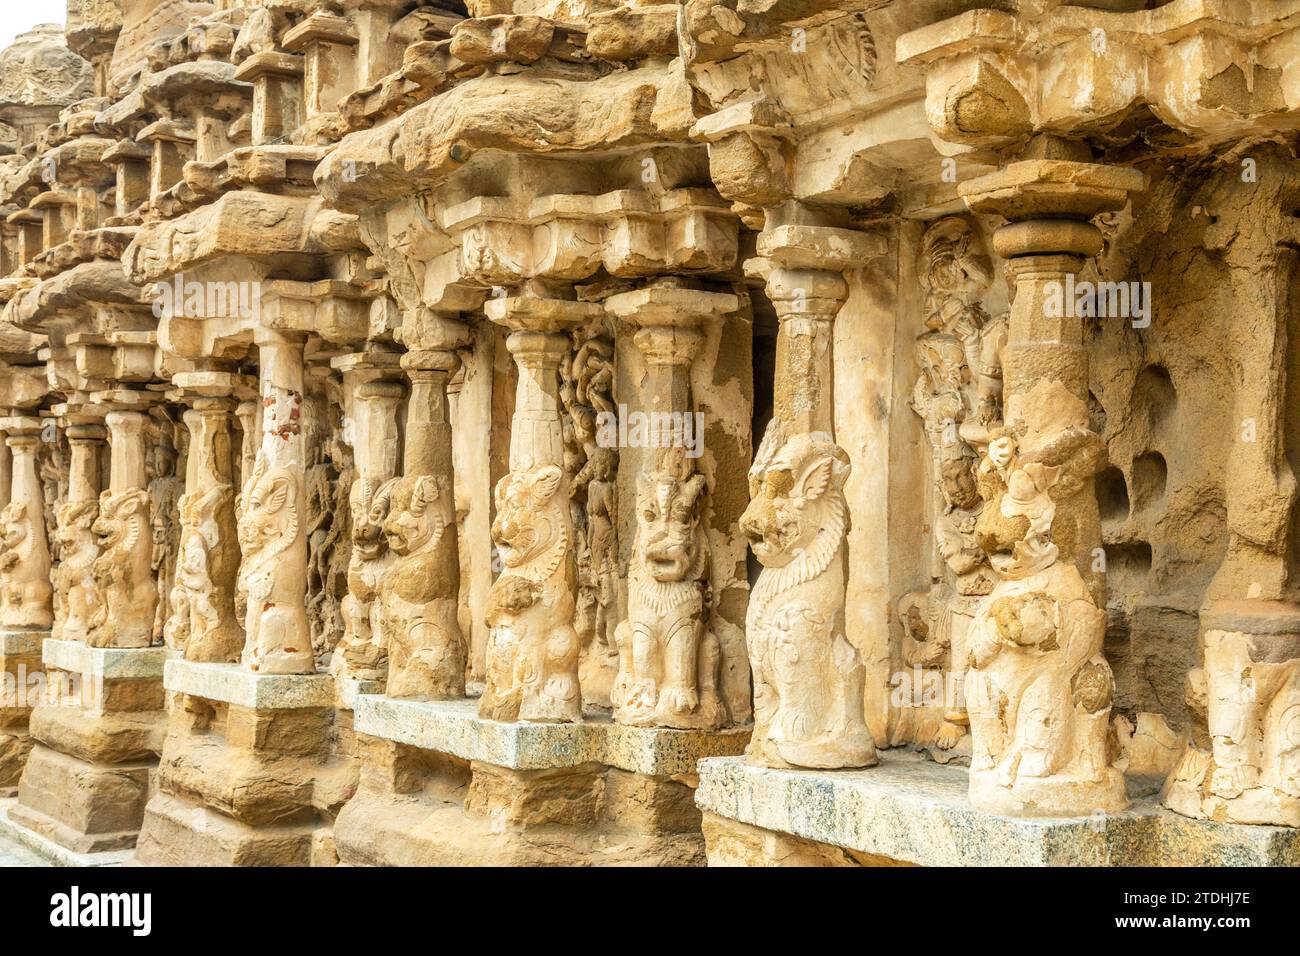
(695, 752, 1300, 866)
(355, 695, 750, 777)
(163, 660, 335, 710)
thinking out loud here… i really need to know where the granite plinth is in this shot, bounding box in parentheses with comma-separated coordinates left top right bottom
(43, 640, 167, 679)
(164, 660, 334, 710)
(355, 695, 750, 777)
(695, 751, 1300, 867)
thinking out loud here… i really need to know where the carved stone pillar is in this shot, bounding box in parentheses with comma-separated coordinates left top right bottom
(0, 419, 54, 632)
(167, 384, 245, 663)
(235, 398, 259, 488)
(956, 157, 1144, 816)
(53, 422, 106, 643)
(378, 348, 466, 700)
(81, 410, 155, 648)
(604, 281, 747, 730)
(333, 364, 403, 690)
(238, 329, 313, 674)
(739, 225, 880, 770)
(480, 295, 601, 723)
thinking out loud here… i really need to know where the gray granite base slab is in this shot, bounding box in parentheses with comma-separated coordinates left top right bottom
(43, 639, 166, 679)
(356, 695, 750, 777)
(695, 751, 1300, 866)
(337, 677, 383, 711)
(164, 660, 334, 709)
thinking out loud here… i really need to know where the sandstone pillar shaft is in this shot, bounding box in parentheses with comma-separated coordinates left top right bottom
(54, 422, 106, 643)
(378, 349, 466, 700)
(605, 282, 741, 729)
(954, 158, 1144, 816)
(169, 397, 243, 662)
(480, 296, 601, 723)
(0, 420, 52, 630)
(86, 410, 155, 647)
(238, 330, 312, 674)
(334, 371, 403, 688)
(738, 224, 884, 770)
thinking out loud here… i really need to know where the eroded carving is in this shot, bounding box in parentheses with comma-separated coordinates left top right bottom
(964, 385, 1126, 816)
(87, 488, 154, 647)
(740, 420, 876, 769)
(481, 465, 581, 723)
(379, 474, 466, 700)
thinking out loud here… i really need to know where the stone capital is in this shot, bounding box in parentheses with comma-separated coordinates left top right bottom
(485, 295, 603, 334)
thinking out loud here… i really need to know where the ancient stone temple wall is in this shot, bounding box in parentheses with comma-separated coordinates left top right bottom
(0, 0, 1298, 866)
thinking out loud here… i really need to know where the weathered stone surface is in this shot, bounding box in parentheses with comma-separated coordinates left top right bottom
(44, 638, 167, 679)
(696, 753, 1300, 866)
(165, 659, 334, 709)
(357, 695, 749, 776)
(0, 0, 1298, 870)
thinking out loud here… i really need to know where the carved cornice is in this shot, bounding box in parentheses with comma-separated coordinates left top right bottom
(898, 0, 1300, 150)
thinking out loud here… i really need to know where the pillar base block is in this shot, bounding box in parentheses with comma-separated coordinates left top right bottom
(133, 792, 319, 867)
(133, 661, 356, 867)
(334, 695, 751, 866)
(696, 751, 1300, 866)
(0, 628, 45, 792)
(10, 642, 166, 853)
(0, 798, 134, 866)
(12, 746, 154, 853)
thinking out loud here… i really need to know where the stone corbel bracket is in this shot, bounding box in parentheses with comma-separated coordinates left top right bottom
(0, 362, 51, 412)
(679, 0, 890, 65)
(4, 259, 151, 338)
(745, 221, 887, 277)
(123, 190, 362, 287)
(421, 188, 740, 313)
(317, 61, 700, 213)
(176, 145, 330, 215)
(156, 277, 371, 366)
(897, 0, 1300, 150)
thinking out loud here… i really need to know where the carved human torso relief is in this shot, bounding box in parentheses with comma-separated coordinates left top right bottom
(562, 324, 620, 707)
(305, 435, 352, 670)
(378, 474, 466, 700)
(740, 420, 876, 769)
(963, 384, 1126, 817)
(906, 217, 1007, 752)
(149, 473, 183, 645)
(334, 477, 395, 685)
(481, 465, 581, 723)
(87, 488, 155, 647)
(236, 458, 311, 672)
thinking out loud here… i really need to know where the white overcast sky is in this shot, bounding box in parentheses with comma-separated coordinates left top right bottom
(0, 2, 69, 54)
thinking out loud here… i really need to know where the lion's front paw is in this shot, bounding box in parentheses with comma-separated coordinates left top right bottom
(935, 720, 965, 750)
(657, 684, 698, 716)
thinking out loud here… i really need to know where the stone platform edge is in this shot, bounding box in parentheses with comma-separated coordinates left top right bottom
(694, 752, 1300, 867)
(164, 659, 335, 710)
(355, 694, 751, 778)
(42, 639, 167, 679)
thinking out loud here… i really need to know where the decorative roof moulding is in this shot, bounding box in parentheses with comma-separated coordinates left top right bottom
(897, 0, 1300, 150)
